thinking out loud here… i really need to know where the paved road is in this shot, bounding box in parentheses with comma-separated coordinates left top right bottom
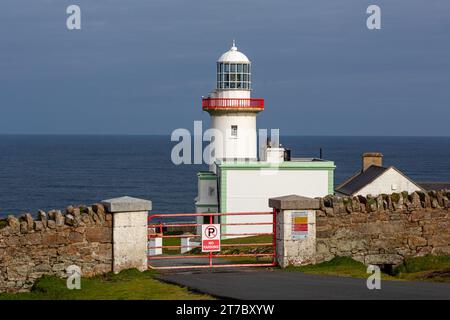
(158, 270, 450, 300)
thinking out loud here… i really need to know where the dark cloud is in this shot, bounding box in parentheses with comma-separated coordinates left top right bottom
(0, 0, 449, 135)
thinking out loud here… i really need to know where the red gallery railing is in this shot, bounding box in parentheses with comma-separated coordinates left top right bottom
(202, 98, 265, 111)
(147, 211, 276, 270)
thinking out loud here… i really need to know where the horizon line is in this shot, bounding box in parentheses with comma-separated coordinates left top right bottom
(0, 133, 450, 138)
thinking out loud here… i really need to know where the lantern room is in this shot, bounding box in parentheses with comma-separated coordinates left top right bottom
(203, 41, 264, 112)
(216, 41, 251, 90)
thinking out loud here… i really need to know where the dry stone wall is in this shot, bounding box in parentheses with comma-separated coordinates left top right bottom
(0, 204, 113, 293)
(315, 190, 450, 266)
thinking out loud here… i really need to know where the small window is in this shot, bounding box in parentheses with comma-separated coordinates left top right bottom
(231, 125, 238, 137)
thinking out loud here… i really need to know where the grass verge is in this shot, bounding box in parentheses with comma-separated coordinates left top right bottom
(285, 255, 450, 283)
(395, 255, 450, 282)
(285, 256, 395, 280)
(0, 269, 213, 300)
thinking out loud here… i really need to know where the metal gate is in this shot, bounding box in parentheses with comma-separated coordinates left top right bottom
(147, 210, 277, 270)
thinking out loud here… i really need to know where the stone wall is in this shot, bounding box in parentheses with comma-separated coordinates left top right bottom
(315, 190, 450, 266)
(0, 204, 113, 293)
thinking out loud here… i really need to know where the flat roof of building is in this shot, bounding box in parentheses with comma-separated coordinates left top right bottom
(215, 158, 335, 169)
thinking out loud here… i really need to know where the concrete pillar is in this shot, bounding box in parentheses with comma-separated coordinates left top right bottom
(181, 237, 191, 254)
(181, 235, 200, 254)
(148, 237, 162, 256)
(102, 196, 152, 273)
(269, 195, 319, 268)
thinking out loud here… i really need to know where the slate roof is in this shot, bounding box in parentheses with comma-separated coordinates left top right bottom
(336, 166, 389, 196)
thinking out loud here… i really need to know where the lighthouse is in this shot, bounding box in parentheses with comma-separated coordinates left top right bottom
(195, 42, 335, 237)
(202, 41, 264, 167)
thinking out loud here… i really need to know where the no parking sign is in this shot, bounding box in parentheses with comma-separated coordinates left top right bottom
(201, 224, 221, 252)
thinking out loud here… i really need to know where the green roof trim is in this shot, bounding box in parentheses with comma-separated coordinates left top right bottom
(217, 160, 335, 170)
(328, 169, 334, 194)
(197, 171, 218, 180)
(197, 171, 217, 175)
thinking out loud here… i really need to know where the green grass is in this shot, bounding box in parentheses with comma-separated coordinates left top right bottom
(285, 255, 450, 283)
(0, 269, 213, 300)
(285, 257, 395, 280)
(222, 235, 273, 245)
(220, 235, 274, 263)
(395, 255, 450, 274)
(0, 219, 7, 229)
(162, 237, 182, 254)
(394, 255, 450, 282)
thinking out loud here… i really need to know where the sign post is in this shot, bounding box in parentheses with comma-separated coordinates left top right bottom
(201, 224, 221, 252)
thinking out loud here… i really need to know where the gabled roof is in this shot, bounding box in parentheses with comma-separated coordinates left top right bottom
(336, 166, 388, 196)
(336, 165, 425, 196)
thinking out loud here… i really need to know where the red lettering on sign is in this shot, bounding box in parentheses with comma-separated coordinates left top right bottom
(202, 240, 220, 250)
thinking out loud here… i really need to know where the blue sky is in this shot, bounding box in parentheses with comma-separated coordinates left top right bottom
(0, 0, 449, 135)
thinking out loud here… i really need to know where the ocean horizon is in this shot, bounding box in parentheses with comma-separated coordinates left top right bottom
(1, 135, 449, 218)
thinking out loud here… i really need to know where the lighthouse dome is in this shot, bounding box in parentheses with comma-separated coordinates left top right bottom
(218, 41, 250, 63)
(216, 41, 252, 90)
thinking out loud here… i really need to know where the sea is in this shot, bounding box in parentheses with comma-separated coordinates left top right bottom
(0, 135, 449, 218)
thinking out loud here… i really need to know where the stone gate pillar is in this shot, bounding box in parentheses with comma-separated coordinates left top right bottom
(269, 195, 319, 268)
(101, 196, 152, 273)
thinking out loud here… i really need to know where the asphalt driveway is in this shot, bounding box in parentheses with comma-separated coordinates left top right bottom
(157, 270, 450, 300)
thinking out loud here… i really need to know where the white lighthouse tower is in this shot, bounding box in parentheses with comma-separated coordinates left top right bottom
(202, 41, 264, 166)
